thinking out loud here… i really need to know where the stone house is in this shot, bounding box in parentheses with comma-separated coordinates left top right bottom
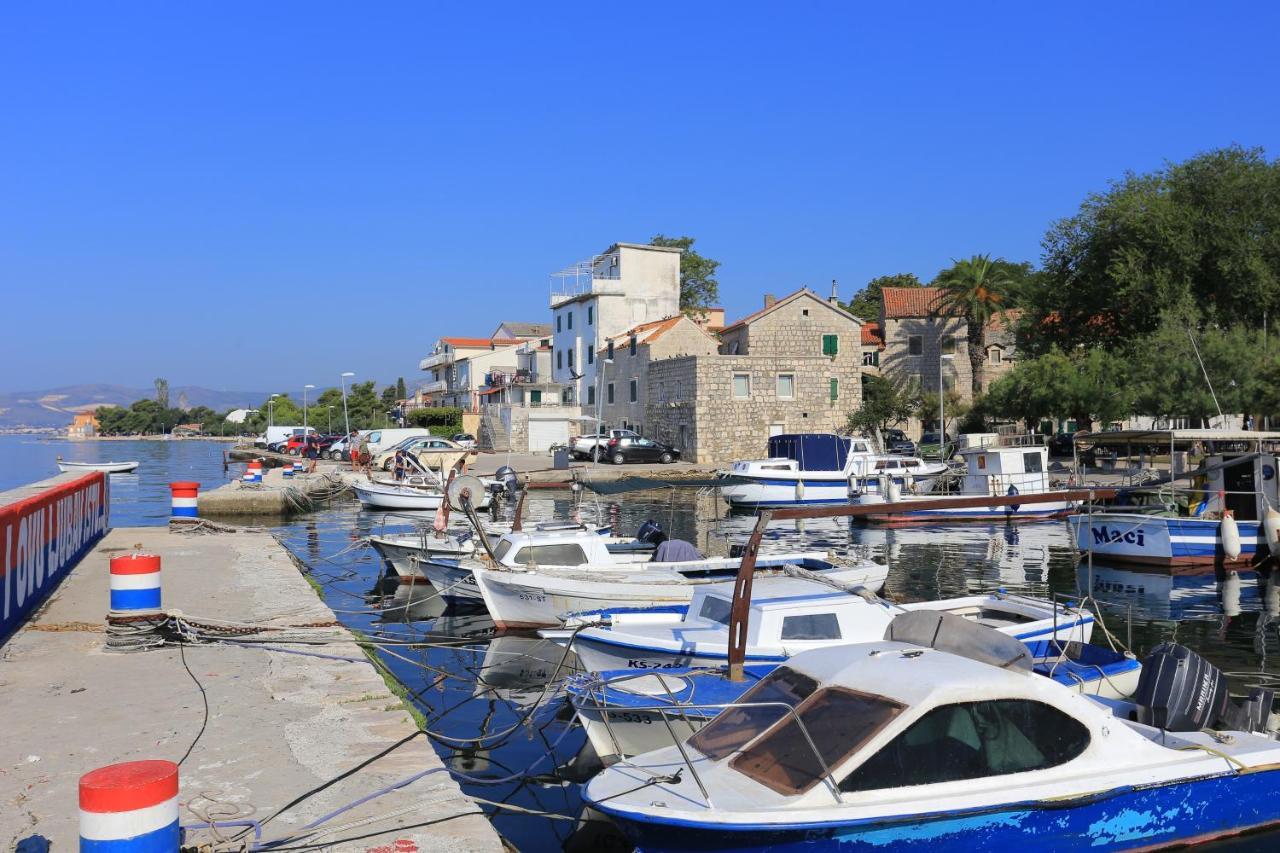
(592, 315, 720, 435)
(644, 289, 865, 463)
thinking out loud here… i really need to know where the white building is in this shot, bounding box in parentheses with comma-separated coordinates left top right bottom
(548, 242, 682, 406)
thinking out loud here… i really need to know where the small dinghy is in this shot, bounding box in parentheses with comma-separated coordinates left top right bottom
(567, 639, 1140, 763)
(585, 616, 1280, 851)
(56, 459, 139, 474)
(353, 480, 491, 511)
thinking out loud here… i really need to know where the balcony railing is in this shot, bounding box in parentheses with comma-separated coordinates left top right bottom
(419, 379, 448, 395)
(418, 351, 454, 371)
(549, 252, 623, 306)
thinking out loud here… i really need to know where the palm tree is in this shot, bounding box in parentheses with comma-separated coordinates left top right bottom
(934, 254, 1016, 397)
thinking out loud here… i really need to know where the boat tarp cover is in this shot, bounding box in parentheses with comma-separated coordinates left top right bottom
(767, 434, 852, 472)
(884, 610, 1034, 673)
(581, 476, 749, 495)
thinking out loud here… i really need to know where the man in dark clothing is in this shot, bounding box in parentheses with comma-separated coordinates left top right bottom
(647, 530, 704, 563)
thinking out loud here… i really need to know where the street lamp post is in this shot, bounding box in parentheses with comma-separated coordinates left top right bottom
(303, 384, 315, 429)
(327, 406, 334, 433)
(939, 352, 955, 459)
(268, 394, 280, 429)
(340, 372, 355, 436)
(594, 358, 614, 467)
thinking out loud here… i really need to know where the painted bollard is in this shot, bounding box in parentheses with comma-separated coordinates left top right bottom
(79, 760, 179, 852)
(168, 481, 199, 519)
(292, 460, 304, 475)
(282, 464, 294, 479)
(243, 461, 262, 483)
(109, 554, 161, 613)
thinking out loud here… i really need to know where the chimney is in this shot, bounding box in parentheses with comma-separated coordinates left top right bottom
(830, 279, 839, 305)
(764, 293, 777, 308)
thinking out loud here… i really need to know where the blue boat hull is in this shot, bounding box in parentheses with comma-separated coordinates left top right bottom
(593, 767, 1280, 851)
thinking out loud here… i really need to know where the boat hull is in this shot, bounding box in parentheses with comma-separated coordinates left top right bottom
(720, 472, 942, 509)
(855, 499, 1075, 526)
(1068, 513, 1262, 568)
(591, 766, 1280, 851)
(418, 560, 485, 601)
(57, 461, 139, 474)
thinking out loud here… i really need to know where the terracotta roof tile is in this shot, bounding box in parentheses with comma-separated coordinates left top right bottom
(861, 322, 884, 347)
(881, 287, 957, 318)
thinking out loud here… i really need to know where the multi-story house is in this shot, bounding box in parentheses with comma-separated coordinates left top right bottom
(418, 337, 523, 410)
(548, 242, 682, 407)
(645, 288, 865, 463)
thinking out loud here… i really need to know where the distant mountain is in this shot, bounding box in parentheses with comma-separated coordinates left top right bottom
(0, 384, 270, 429)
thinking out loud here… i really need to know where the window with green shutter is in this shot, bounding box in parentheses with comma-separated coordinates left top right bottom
(822, 334, 839, 356)
(829, 378, 839, 402)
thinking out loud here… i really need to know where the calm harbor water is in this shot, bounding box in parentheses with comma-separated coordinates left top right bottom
(4, 434, 1278, 850)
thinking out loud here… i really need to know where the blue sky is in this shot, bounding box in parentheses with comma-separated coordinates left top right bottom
(2, 2, 1277, 394)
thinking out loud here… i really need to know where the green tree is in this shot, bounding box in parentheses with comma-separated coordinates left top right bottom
(983, 347, 1129, 431)
(154, 378, 169, 409)
(842, 273, 922, 322)
(396, 377, 407, 399)
(380, 385, 398, 408)
(933, 254, 1018, 397)
(1031, 146, 1280, 352)
(649, 235, 721, 310)
(846, 375, 915, 435)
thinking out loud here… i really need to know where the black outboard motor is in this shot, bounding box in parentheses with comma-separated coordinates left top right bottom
(493, 465, 520, 496)
(1135, 642, 1274, 733)
(636, 520, 663, 544)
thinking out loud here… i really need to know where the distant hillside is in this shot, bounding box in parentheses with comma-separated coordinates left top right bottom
(0, 385, 269, 429)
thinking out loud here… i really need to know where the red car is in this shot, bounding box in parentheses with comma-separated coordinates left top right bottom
(284, 434, 335, 456)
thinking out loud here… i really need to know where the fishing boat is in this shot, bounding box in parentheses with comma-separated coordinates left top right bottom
(56, 458, 139, 474)
(353, 479, 493, 511)
(473, 560, 888, 630)
(716, 433, 948, 509)
(584, 614, 1280, 851)
(568, 639, 1140, 763)
(370, 521, 620, 579)
(1067, 430, 1280, 569)
(546, 578, 1093, 673)
(417, 524, 659, 602)
(850, 442, 1077, 524)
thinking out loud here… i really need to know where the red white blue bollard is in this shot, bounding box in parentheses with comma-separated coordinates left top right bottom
(168, 482, 198, 519)
(109, 554, 161, 613)
(292, 461, 304, 474)
(244, 461, 262, 483)
(282, 464, 294, 479)
(79, 760, 179, 852)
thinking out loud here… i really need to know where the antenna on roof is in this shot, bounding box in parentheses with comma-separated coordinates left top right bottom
(830, 279, 839, 305)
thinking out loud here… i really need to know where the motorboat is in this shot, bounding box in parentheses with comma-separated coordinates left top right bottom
(850, 442, 1077, 524)
(568, 639, 1140, 763)
(353, 479, 492, 512)
(584, 614, 1280, 850)
(717, 434, 948, 509)
(417, 524, 657, 603)
(545, 579, 1094, 673)
(472, 558, 889, 630)
(56, 459, 139, 474)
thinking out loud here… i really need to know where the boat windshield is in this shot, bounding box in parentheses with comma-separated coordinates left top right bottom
(688, 667, 816, 761)
(728, 687, 906, 796)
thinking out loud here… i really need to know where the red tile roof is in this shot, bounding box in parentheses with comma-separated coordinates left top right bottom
(440, 337, 523, 348)
(880, 287, 956, 318)
(861, 321, 884, 347)
(721, 288, 858, 334)
(605, 315, 710, 346)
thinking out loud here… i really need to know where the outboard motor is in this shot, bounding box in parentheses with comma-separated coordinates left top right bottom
(493, 465, 520, 496)
(636, 520, 663, 544)
(1134, 642, 1274, 733)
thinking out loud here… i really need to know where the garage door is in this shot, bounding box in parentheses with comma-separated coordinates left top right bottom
(528, 419, 569, 453)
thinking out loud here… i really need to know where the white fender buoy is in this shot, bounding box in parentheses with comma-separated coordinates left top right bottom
(1221, 570, 1242, 617)
(887, 482, 902, 504)
(1221, 510, 1242, 561)
(795, 478, 805, 502)
(902, 471, 914, 493)
(1264, 507, 1280, 549)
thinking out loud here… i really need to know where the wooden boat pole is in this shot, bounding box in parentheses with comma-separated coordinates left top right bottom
(724, 488, 1113, 681)
(511, 489, 527, 532)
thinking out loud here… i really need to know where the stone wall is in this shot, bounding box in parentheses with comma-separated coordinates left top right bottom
(646, 354, 853, 464)
(595, 317, 719, 436)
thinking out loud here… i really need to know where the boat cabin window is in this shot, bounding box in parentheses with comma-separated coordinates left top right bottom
(510, 543, 589, 566)
(492, 539, 514, 561)
(902, 460, 919, 468)
(839, 699, 1089, 793)
(689, 667, 818, 761)
(850, 442, 869, 453)
(1023, 452, 1043, 473)
(729, 687, 906, 796)
(875, 460, 899, 470)
(698, 595, 733, 625)
(780, 613, 841, 640)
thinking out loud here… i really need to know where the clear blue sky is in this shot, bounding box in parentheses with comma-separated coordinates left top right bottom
(3, 2, 1277, 394)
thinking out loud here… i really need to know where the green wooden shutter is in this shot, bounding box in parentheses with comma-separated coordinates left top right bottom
(829, 378, 839, 401)
(822, 334, 838, 356)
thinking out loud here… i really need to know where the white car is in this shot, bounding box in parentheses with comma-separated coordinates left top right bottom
(373, 436, 463, 470)
(451, 433, 477, 449)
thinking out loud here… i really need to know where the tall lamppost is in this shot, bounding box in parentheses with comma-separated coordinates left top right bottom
(594, 358, 614, 467)
(939, 352, 954, 459)
(327, 405, 334, 433)
(340, 372, 355, 436)
(303, 384, 315, 430)
(268, 394, 280, 429)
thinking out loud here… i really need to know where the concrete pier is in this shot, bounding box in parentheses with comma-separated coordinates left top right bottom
(0, 526, 502, 851)
(198, 467, 362, 517)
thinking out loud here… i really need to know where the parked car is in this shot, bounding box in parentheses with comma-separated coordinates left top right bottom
(572, 428, 640, 461)
(373, 436, 463, 471)
(451, 433, 477, 449)
(918, 431, 954, 460)
(605, 436, 681, 465)
(1048, 432, 1076, 457)
(326, 431, 370, 461)
(284, 433, 337, 456)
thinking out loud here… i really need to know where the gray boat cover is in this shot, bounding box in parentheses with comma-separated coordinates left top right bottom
(884, 610, 1033, 673)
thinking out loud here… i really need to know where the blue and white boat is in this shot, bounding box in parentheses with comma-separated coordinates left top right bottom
(544, 575, 1093, 673)
(584, 616, 1280, 851)
(717, 434, 948, 509)
(851, 443, 1077, 524)
(567, 639, 1140, 762)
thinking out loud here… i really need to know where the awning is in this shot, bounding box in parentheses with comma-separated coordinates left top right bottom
(1076, 429, 1280, 447)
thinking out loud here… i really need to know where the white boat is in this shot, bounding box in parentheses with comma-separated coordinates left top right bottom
(56, 459, 139, 474)
(717, 433, 948, 508)
(473, 560, 888, 630)
(584, 619, 1280, 851)
(547, 579, 1094, 673)
(850, 442, 1077, 524)
(352, 480, 492, 511)
(417, 525, 659, 603)
(369, 531, 477, 577)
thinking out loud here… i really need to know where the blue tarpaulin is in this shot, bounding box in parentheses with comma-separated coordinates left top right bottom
(766, 434, 851, 471)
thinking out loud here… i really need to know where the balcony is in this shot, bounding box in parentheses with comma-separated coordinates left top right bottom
(419, 379, 448, 395)
(419, 351, 454, 371)
(549, 253, 623, 307)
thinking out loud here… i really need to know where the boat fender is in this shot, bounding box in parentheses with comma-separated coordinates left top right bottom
(1006, 483, 1020, 513)
(902, 471, 914, 493)
(1264, 507, 1280, 549)
(886, 482, 901, 504)
(795, 478, 805, 502)
(1220, 511, 1242, 560)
